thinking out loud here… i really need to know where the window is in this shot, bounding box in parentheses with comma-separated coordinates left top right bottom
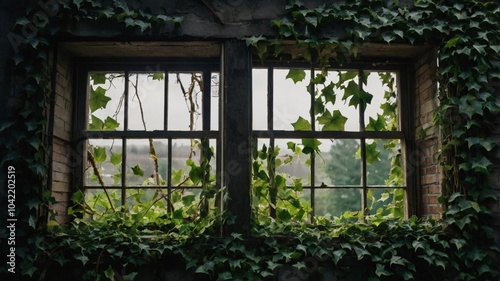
(251, 62, 413, 222)
(75, 61, 221, 218)
(73, 55, 415, 224)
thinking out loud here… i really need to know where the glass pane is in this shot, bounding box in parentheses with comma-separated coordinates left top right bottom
(366, 188, 405, 218)
(253, 68, 268, 130)
(126, 139, 168, 186)
(316, 139, 361, 186)
(211, 72, 220, 130)
(126, 188, 165, 206)
(128, 72, 165, 131)
(366, 139, 403, 186)
(273, 68, 311, 130)
(315, 188, 362, 217)
(364, 71, 399, 132)
(275, 139, 310, 186)
(85, 139, 122, 186)
(87, 72, 125, 131)
(315, 70, 359, 131)
(171, 139, 215, 187)
(168, 72, 203, 131)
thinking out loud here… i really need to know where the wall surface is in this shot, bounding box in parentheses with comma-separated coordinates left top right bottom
(413, 48, 441, 219)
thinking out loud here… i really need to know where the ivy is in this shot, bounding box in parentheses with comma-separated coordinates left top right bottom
(2, 0, 500, 280)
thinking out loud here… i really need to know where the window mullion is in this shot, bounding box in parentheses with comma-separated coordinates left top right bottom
(310, 66, 316, 219)
(164, 70, 169, 131)
(268, 67, 273, 132)
(358, 69, 367, 219)
(122, 70, 130, 205)
(167, 138, 173, 213)
(203, 69, 211, 131)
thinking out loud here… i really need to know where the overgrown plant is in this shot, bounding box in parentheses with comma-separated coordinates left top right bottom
(1, 0, 500, 280)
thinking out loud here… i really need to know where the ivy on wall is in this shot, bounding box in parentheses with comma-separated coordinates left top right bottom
(1, 0, 500, 280)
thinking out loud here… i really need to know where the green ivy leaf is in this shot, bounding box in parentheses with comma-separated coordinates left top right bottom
(110, 153, 122, 166)
(366, 114, 386, 131)
(112, 174, 121, 185)
(342, 81, 373, 108)
(182, 194, 196, 205)
(246, 35, 266, 46)
(131, 164, 144, 176)
(444, 36, 461, 49)
(466, 137, 496, 151)
(375, 264, 392, 277)
(321, 82, 336, 104)
(311, 73, 326, 84)
(90, 73, 107, 85)
(286, 69, 306, 84)
(75, 254, 89, 265)
(89, 86, 111, 113)
(365, 142, 381, 164)
(277, 209, 292, 221)
(104, 265, 115, 280)
(98, 7, 114, 18)
(301, 138, 322, 154)
(471, 156, 492, 174)
(353, 245, 369, 260)
(152, 72, 164, 80)
(89, 115, 104, 130)
(292, 117, 312, 131)
(93, 146, 107, 163)
(189, 166, 204, 185)
(314, 97, 325, 114)
(217, 271, 233, 281)
(332, 249, 346, 265)
(103, 116, 119, 130)
(317, 109, 347, 131)
(338, 71, 356, 83)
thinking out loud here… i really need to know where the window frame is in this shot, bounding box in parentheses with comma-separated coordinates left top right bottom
(251, 60, 417, 219)
(73, 59, 221, 209)
(71, 55, 418, 225)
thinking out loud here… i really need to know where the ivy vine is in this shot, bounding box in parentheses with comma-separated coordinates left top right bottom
(1, 0, 500, 280)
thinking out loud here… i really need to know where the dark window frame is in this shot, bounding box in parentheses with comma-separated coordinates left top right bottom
(71, 54, 418, 228)
(251, 60, 417, 219)
(73, 59, 221, 209)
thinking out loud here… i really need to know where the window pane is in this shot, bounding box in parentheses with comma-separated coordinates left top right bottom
(85, 189, 122, 215)
(316, 139, 361, 186)
(364, 72, 399, 132)
(87, 72, 125, 131)
(253, 68, 268, 130)
(168, 72, 203, 131)
(211, 72, 220, 130)
(366, 139, 403, 187)
(128, 72, 165, 131)
(273, 69, 311, 130)
(315, 188, 362, 217)
(126, 189, 167, 207)
(171, 139, 216, 187)
(85, 139, 122, 186)
(316, 70, 360, 131)
(275, 139, 311, 186)
(126, 139, 168, 186)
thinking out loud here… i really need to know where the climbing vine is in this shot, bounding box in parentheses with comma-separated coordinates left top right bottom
(1, 0, 500, 280)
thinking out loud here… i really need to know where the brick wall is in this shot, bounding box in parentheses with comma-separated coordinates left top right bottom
(414, 48, 442, 219)
(49, 49, 73, 225)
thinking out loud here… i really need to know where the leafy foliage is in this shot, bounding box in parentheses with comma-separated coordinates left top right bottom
(2, 0, 500, 280)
